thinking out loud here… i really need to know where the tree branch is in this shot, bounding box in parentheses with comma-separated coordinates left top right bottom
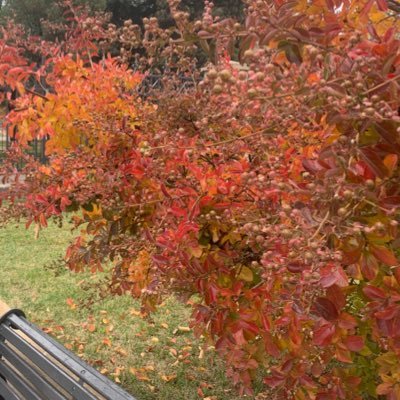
(389, 0, 400, 13)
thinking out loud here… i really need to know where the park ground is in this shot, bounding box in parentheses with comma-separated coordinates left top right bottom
(0, 220, 257, 400)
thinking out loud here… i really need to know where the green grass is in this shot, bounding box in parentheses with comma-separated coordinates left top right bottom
(0, 220, 248, 399)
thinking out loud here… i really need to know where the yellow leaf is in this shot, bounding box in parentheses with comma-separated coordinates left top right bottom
(237, 266, 254, 282)
(116, 347, 128, 357)
(210, 225, 219, 242)
(198, 348, 205, 359)
(189, 245, 203, 258)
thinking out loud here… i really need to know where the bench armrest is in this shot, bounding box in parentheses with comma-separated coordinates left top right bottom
(0, 300, 25, 324)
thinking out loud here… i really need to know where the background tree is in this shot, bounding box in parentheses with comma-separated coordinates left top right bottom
(0, 0, 106, 35)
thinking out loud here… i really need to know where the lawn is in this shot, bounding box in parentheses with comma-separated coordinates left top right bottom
(0, 220, 249, 400)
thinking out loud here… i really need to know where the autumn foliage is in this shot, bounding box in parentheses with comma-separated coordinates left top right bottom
(1, 0, 400, 398)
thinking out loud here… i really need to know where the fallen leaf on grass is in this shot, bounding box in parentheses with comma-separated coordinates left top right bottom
(130, 308, 142, 317)
(169, 348, 178, 357)
(160, 374, 177, 382)
(147, 385, 156, 393)
(116, 347, 128, 357)
(198, 348, 205, 359)
(66, 298, 77, 310)
(130, 368, 151, 382)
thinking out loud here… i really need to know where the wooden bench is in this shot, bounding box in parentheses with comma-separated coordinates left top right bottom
(0, 300, 137, 400)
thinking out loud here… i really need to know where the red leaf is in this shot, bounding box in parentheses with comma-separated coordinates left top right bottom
(287, 263, 304, 273)
(376, 0, 388, 11)
(264, 371, 285, 388)
(320, 266, 348, 288)
(375, 304, 399, 320)
(360, 0, 375, 17)
(326, 285, 346, 311)
(375, 122, 400, 155)
(239, 320, 259, 335)
(302, 159, 324, 174)
(319, 271, 338, 288)
(152, 254, 169, 264)
(261, 314, 271, 332)
(313, 297, 339, 321)
(264, 333, 280, 357)
(370, 244, 398, 266)
(359, 147, 389, 179)
(208, 284, 218, 303)
(360, 252, 379, 280)
(335, 345, 353, 363)
(316, 393, 336, 400)
(376, 383, 393, 396)
(381, 196, 400, 209)
(39, 213, 48, 228)
(363, 285, 386, 300)
(232, 329, 246, 346)
(160, 183, 171, 198)
(338, 312, 358, 330)
(325, 0, 335, 11)
(394, 267, 400, 286)
(344, 335, 364, 352)
(313, 324, 335, 346)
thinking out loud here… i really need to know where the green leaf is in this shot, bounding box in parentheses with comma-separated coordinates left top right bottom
(278, 40, 303, 65)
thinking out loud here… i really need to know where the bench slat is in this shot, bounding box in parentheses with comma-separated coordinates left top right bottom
(0, 323, 98, 400)
(0, 342, 65, 400)
(0, 376, 21, 400)
(0, 362, 42, 400)
(7, 314, 136, 400)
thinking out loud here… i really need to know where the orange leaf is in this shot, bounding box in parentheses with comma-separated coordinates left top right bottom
(66, 298, 77, 310)
(160, 374, 177, 382)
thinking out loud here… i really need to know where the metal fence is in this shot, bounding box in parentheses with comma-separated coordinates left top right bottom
(138, 73, 197, 96)
(0, 122, 47, 165)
